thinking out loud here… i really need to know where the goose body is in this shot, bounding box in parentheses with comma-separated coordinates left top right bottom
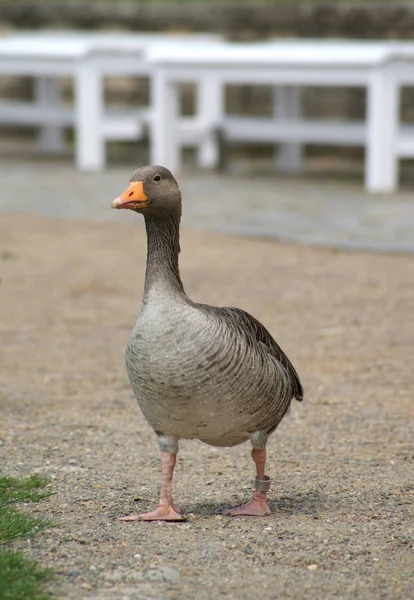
(112, 165, 303, 521)
(127, 300, 299, 448)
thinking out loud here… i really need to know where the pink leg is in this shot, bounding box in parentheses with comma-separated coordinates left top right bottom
(120, 452, 185, 522)
(224, 448, 271, 517)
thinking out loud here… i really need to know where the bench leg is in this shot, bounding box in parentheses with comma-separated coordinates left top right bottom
(150, 70, 181, 172)
(196, 75, 223, 169)
(273, 86, 303, 173)
(365, 67, 399, 193)
(34, 77, 65, 153)
(74, 63, 104, 171)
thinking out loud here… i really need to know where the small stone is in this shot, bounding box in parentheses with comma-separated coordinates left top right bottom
(244, 546, 254, 555)
(126, 572, 145, 584)
(80, 583, 93, 590)
(145, 566, 180, 584)
(68, 569, 79, 577)
(307, 564, 318, 571)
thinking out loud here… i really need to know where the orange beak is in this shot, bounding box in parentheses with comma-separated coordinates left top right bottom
(112, 181, 148, 210)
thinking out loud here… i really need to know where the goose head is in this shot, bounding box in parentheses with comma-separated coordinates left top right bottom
(111, 165, 181, 218)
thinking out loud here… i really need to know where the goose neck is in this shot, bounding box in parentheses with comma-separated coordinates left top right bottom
(143, 214, 185, 299)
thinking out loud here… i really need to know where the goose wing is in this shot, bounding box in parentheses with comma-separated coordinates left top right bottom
(212, 306, 304, 402)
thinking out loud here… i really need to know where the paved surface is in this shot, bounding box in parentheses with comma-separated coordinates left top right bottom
(0, 157, 413, 253)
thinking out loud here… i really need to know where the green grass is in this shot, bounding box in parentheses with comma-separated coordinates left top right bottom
(0, 476, 53, 513)
(0, 475, 54, 600)
(0, 551, 53, 600)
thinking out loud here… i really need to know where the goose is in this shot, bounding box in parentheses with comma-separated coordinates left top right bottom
(112, 165, 303, 521)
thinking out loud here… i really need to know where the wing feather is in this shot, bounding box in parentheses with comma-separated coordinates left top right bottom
(210, 306, 304, 402)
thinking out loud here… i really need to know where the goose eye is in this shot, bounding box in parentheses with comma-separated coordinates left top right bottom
(153, 174, 161, 182)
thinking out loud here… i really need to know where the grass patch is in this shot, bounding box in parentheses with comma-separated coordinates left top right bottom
(0, 476, 53, 513)
(0, 475, 54, 600)
(0, 551, 53, 600)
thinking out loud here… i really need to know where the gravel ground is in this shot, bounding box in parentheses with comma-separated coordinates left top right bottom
(0, 210, 413, 600)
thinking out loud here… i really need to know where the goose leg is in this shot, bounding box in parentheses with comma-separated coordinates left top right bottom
(120, 435, 185, 522)
(224, 447, 271, 517)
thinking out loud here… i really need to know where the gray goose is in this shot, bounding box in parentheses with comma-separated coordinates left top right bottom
(112, 165, 303, 521)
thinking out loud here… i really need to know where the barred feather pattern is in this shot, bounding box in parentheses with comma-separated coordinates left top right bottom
(125, 213, 303, 448)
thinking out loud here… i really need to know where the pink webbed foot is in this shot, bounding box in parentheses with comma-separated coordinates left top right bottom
(224, 497, 271, 517)
(224, 466, 272, 516)
(120, 504, 186, 522)
(120, 449, 185, 522)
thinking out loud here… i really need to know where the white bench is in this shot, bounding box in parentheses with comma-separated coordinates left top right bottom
(0, 32, 220, 171)
(148, 40, 414, 192)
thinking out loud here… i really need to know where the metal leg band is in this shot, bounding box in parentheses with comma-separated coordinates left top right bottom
(254, 476, 271, 492)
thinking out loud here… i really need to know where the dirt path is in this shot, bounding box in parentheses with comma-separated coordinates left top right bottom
(1, 212, 413, 600)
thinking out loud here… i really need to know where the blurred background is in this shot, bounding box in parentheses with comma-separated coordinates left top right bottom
(2, 0, 414, 177)
(0, 0, 413, 251)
